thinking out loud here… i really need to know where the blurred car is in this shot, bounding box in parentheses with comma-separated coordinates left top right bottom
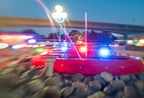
(31, 44, 144, 75)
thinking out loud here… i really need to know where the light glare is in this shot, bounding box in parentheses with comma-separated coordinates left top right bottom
(12, 44, 22, 49)
(140, 39, 144, 43)
(79, 46, 87, 53)
(55, 5, 63, 12)
(61, 46, 68, 52)
(127, 40, 133, 44)
(0, 43, 9, 49)
(28, 39, 36, 43)
(61, 12, 67, 18)
(98, 47, 110, 57)
(52, 12, 61, 19)
(134, 56, 141, 60)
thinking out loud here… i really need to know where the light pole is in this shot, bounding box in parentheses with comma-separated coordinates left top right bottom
(52, 5, 67, 44)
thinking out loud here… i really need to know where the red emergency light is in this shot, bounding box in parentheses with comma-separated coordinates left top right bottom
(78, 46, 87, 53)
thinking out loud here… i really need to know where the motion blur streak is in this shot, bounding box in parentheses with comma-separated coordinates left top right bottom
(85, 12, 88, 57)
(36, 0, 57, 34)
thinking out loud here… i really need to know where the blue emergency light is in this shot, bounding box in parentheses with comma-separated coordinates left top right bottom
(98, 47, 111, 57)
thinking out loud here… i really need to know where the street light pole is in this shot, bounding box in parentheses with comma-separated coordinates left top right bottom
(52, 5, 67, 45)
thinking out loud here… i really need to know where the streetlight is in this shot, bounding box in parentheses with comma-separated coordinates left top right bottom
(52, 5, 67, 44)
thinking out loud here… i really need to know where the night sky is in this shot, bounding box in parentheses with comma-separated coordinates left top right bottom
(0, 0, 144, 37)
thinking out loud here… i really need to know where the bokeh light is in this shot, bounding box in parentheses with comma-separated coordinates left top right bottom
(79, 46, 87, 53)
(140, 39, 144, 43)
(61, 12, 67, 18)
(0, 43, 9, 49)
(127, 40, 133, 44)
(60, 46, 68, 52)
(28, 39, 36, 44)
(34, 48, 44, 53)
(55, 5, 63, 12)
(12, 44, 23, 49)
